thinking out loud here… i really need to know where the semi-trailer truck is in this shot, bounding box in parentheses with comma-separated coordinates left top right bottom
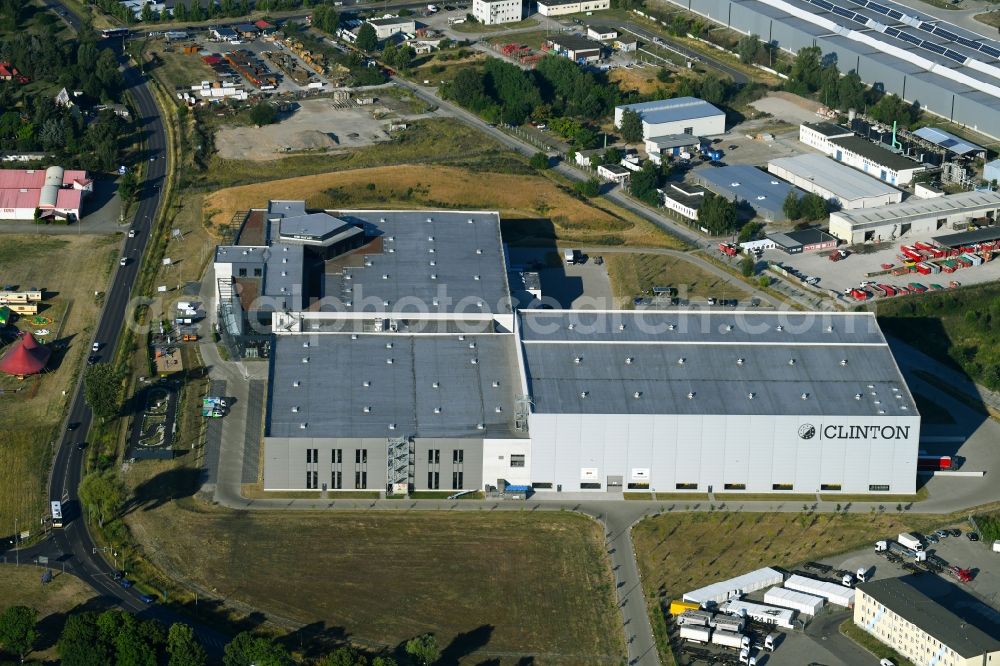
(712, 630, 745, 649)
(679, 626, 711, 643)
(898, 533, 924, 551)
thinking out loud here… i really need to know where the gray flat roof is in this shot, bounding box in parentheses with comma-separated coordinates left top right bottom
(324, 210, 511, 315)
(646, 134, 702, 149)
(829, 136, 924, 173)
(831, 190, 1000, 229)
(858, 577, 1000, 658)
(550, 34, 604, 52)
(692, 165, 800, 219)
(266, 332, 524, 439)
(277, 212, 364, 246)
(932, 225, 1000, 247)
(769, 228, 837, 248)
(368, 16, 414, 25)
(803, 122, 853, 138)
(769, 154, 900, 201)
(661, 183, 707, 210)
(518, 310, 915, 416)
(617, 97, 724, 126)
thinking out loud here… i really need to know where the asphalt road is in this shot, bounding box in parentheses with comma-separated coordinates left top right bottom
(4, 3, 230, 656)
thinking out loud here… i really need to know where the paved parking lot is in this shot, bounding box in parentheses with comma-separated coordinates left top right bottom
(506, 246, 614, 309)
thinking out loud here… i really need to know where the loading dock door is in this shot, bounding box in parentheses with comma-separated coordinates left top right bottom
(607, 475, 623, 491)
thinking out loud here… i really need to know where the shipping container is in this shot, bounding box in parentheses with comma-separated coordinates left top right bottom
(916, 263, 932, 275)
(669, 600, 700, 616)
(879, 284, 896, 297)
(961, 253, 982, 267)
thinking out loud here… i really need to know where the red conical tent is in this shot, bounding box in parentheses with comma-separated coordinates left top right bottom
(0, 332, 51, 376)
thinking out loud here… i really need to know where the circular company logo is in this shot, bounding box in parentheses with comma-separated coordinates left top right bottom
(798, 424, 816, 440)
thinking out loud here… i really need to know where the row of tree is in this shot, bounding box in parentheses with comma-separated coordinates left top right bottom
(783, 190, 829, 222)
(89, 0, 338, 24)
(30, 604, 444, 666)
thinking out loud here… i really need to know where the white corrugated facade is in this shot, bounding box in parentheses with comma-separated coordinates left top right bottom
(764, 587, 825, 615)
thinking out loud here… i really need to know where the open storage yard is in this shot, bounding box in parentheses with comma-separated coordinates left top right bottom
(605, 253, 752, 308)
(0, 234, 119, 536)
(124, 497, 621, 663)
(214, 95, 433, 161)
(633, 511, 953, 665)
(204, 164, 681, 248)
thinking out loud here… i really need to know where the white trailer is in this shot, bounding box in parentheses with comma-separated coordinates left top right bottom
(563, 249, 577, 264)
(712, 629, 745, 649)
(679, 626, 712, 644)
(898, 533, 924, 551)
(764, 587, 825, 616)
(785, 574, 856, 608)
(678, 610, 714, 627)
(683, 567, 784, 605)
(711, 614, 746, 633)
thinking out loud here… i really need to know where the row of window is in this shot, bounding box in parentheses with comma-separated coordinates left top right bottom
(428, 449, 464, 464)
(306, 448, 367, 489)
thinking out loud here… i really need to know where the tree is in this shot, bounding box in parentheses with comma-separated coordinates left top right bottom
(740, 254, 756, 277)
(223, 632, 294, 666)
(698, 76, 727, 105)
(250, 102, 277, 126)
(602, 147, 623, 165)
(405, 634, 440, 666)
(656, 67, 670, 83)
(372, 659, 398, 666)
(737, 221, 764, 243)
(0, 606, 38, 661)
(630, 161, 660, 206)
(78, 471, 125, 527)
(84, 363, 123, 421)
(869, 93, 919, 126)
(786, 46, 823, 94)
(119, 169, 140, 210)
(575, 178, 600, 197)
(318, 646, 368, 666)
(529, 152, 549, 170)
(782, 191, 801, 221)
(58, 612, 112, 666)
(697, 192, 738, 234)
(836, 70, 865, 112)
(799, 192, 828, 220)
(618, 109, 643, 144)
(737, 33, 760, 64)
(356, 23, 378, 52)
(394, 45, 414, 70)
(167, 624, 207, 666)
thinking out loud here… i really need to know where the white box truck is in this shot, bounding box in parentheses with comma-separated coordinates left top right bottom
(712, 630, 745, 649)
(898, 533, 924, 551)
(563, 249, 577, 265)
(993, 540, 1000, 553)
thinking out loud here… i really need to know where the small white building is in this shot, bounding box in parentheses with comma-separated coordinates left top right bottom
(615, 97, 725, 140)
(472, 0, 523, 25)
(367, 17, 416, 40)
(536, 0, 610, 16)
(597, 163, 631, 184)
(574, 148, 602, 169)
(799, 122, 853, 154)
(587, 25, 617, 40)
(661, 183, 707, 220)
(764, 587, 825, 616)
(814, 135, 925, 187)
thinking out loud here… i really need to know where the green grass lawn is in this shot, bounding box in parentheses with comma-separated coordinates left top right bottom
(452, 17, 539, 33)
(873, 282, 1000, 392)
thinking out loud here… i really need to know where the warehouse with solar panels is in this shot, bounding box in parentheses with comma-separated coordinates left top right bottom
(217, 202, 921, 496)
(656, 0, 1000, 139)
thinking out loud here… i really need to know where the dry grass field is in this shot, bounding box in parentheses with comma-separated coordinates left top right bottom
(609, 67, 668, 96)
(0, 234, 119, 534)
(203, 164, 680, 248)
(605, 253, 751, 307)
(632, 511, 952, 664)
(123, 496, 621, 663)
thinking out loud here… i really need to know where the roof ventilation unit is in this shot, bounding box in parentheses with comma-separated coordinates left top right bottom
(363, 406, 371, 413)
(574, 356, 582, 364)
(302, 357, 309, 363)
(351, 334, 358, 340)
(619, 323, 626, 331)
(302, 341, 309, 348)
(293, 381, 301, 387)
(430, 274, 437, 280)
(385, 342, 393, 349)
(382, 274, 389, 280)
(429, 260, 436, 266)
(291, 406, 299, 413)
(736, 358, 744, 365)
(365, 260, 373, 267)
(388, 248, 395, 253)
(633, 391, 642, 399)
(687, 392, 695, 399)
(458, 335, 465, 341)
(386, 358, 394, 364)
(492, 381, 500, 387)
(426, 217, 433, 223)
(476, 248, 483, 255)
(678, 357, 686, 365)
(471, 358, 478, 365)
(788, 358, 796, 365)
(580, 391, 588, 398)
(467, 218, 474, 224)
(468, 342, 476, 349)
(433, 381, 440, 388)
(281, 271, 288, 277)
(801, 393, 809, 400)
(473, 275, 480, 281)
(299, 423, 307, 429)
(495, 406, 502, 413)
(434, 407, 442, 414)
(476, 423, 485, 430)
(726, 324, 733, 331)
(379, 217, 386, 223)
(840, 359, 848, 366)
(855, 393, 863, 400)
(625, 357, 633, 365)
(427, 236, 434, 242)
(747, 392, 755, 400)
(776, 325, 783, 331)
(363, 381, 371, 387)
(388, 423, 396, 430)
(668, 324, 676, 331)
(432, 298, 439, 306)
(568, 323, 575, 330)
(826, 325, 834, 332)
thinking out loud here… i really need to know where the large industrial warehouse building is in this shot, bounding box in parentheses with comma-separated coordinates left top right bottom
(768, 154, 902, 209)
(829, 189, 1000, 244)
(654, 0, 1000, 139)
(614, 97, 725, 140)
(0, 166, 91, 221)
(217, 202, 920, 496)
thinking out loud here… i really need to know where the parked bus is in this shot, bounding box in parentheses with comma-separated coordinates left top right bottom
(101, 28, 130, 39)
(50, 501, 63, 528)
